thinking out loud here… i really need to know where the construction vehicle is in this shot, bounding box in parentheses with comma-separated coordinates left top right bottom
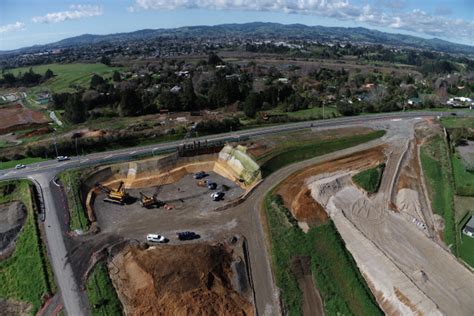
(139, 191, 163, 208)
(95, 181, 128, 205)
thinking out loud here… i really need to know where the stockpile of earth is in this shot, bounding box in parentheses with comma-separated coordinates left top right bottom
(110, 243, 254, 315)
(0, 201, 26, 254)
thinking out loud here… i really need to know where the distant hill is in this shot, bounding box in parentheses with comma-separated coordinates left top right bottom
(2, 22, 474, 56)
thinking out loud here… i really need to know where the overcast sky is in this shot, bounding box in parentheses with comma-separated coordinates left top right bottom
(1, 0, 473, 51)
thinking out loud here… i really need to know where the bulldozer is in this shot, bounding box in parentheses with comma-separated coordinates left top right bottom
(139, 192, 163, 208)
(95, 181, 128, 205)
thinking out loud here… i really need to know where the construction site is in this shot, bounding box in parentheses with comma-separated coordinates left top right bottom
(48, 119, 474, 316)
(68, 143, 263, 313)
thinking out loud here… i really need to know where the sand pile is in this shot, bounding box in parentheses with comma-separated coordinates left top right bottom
(110, 243, 254, 316)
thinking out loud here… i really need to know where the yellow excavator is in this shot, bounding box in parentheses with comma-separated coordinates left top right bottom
(139, 192, 163, 208)
(95, 181, 128, 205)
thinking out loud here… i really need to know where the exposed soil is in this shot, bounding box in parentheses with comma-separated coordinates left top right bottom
(0, 104, 49, 134)
(277, 146, 386, 216)
(0, 201, 26, 254)
(18, 127, 52, 139)
(291, 188, 328, 225)
(290, 256, 324, 316)
(109, 243, 254, 316)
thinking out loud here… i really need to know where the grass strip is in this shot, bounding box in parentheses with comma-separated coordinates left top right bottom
(86, 261, 123, 316)
(420, 134, 457, 252)
(58, 170, 90, 231)
(0, 180, 55, 314)
(352, 163, 385, 193)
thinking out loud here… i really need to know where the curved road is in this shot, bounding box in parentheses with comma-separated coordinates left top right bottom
(0, 111, 470, 315)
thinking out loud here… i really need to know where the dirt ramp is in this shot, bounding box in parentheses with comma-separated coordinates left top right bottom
(110, 243, 254, 316)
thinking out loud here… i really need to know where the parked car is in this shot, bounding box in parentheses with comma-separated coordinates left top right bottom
(146, 234, 167, 243)
(56, 156, 70, 161)
(177, 231, 199, 241)
(207, 182, 217, 190)
(210, 191, 224, 201)
(15, 164, 26, 169)
(194, 171, 207, 179)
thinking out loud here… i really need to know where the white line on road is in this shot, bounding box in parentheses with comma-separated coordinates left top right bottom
(129, 151, 137, 155)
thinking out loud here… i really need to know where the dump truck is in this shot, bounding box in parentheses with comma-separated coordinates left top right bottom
(139, 192, 163, 208)
(95, 181, 128, 205)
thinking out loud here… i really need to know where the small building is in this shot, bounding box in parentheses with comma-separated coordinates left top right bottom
(463, 216, 474, 238)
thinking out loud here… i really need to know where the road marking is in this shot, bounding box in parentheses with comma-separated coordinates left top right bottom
(104, 154, 113, 159)
(130, 150, 137, 155)
(391, 118, 402, 122)
(53, 179, 61, 187)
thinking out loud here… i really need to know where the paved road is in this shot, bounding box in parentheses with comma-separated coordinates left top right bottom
(33, 174, 91, 316)
(0, 111, 471, 315)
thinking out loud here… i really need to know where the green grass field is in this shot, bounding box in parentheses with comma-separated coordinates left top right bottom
(58, 170, 89, 232)
(440, 117, 474, 129)
(0, 181, 55, 313)
(264, 194, 382, 316)
(260, 130, 385, 176)
(0, 157, 49, 170)
(352, 164, 385, 194)
(420, 135, 457, 252)
(451, 152, 474, 196)
(6, 63, 122, 94)
(86, 261, 122, 316)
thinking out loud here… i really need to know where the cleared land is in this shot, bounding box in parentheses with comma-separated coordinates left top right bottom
(0, 104, 49, 134)
(0, 181, 55, 314)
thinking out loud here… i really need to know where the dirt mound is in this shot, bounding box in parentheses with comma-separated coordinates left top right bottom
(18, 127, 52, 138)
(0, 201, 26, 252)
(110, 243, 254, 316)
(291, 188, 328, 225)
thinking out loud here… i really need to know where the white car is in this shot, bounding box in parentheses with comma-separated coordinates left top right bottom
(56, 156, 70, 161)
(146, 234, 167, 243)
(15, 164, 26, 169)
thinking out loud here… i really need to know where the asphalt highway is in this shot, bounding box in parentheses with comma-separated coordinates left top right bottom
(0, 111, 463, 181)
(0, 110, 470, 315)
